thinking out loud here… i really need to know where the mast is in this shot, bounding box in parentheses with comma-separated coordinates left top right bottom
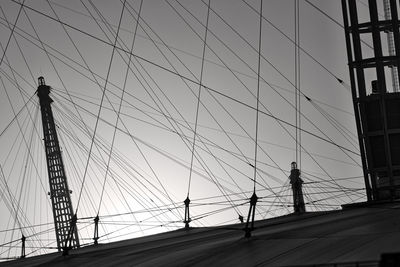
(289, 162, 305, 213)
(37, 76, 79, 251)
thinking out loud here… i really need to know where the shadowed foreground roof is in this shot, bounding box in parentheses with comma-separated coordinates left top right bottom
(3, 202, 400, 267)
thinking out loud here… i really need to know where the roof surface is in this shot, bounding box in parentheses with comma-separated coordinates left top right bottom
(3, 202, 400, 267)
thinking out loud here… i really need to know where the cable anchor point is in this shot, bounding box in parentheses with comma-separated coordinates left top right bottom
(184, 197, 191, 229)
(93, 215, 99, 245)
(20, 235, 26, 259)
(244, 192, 258, 238)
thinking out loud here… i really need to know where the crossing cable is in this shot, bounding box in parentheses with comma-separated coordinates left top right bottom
(54, 85, 283, 216)
(21, 4, 119, 249)
(244, 0, 263, 238)
(0, 38, 45, 155)
(54, 92, 250, 217)
(81, 0, 183, 221)
(46, 0, 140, 214)
(0, 90, 48, 254)
(169, 0, 352, 206)
(241, 0, 350, 90)
(0, 98, 45, 255)
(98, 0, 244, 217)
(199, 1, 360, 165)
(0, 5, 36, 86)
(47, 0, 357, 114)
(75, 0, 127, 212)
(167, 0, 292, 212)
(2, 35, 356, 203)
(54, 78, 352, 211)
(304, 0, 373, 51)
(56, 91, 288, 205)
(0, 93, 35, 138)
(0, 0, 25, 67)
(187, 0, 211, 196)
(53, 97, 181, 227)
(310, 101, 360, 153)
(44, 0, 153, 230)
(97, 0, 143, 216)
(93, 0, 145, 235)
(10, 1, 359, 159)
(173, 0, 360, 167)
(55, 100, 166, 222)
(0, 164, 23, 237)
(54, 84, 356, 152)
(57, 87, 358, 171)
(55, 120, 159, 233)
(0, 77, 30, 234)
(0, 60, 36, 92)
(124, 0, 260, 209)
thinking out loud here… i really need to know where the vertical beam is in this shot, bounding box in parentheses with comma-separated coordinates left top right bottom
(369, 0, 395, 198)
(342, 0, 373, 200)
(369, 0, 387, 92)
(348, 0, 367, 97)
(389, 0, 400, 87)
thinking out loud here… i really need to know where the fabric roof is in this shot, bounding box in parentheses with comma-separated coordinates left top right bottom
(3, 201, 400, 266)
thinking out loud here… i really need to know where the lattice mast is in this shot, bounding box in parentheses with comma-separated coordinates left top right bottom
(37, 76, 79, 251)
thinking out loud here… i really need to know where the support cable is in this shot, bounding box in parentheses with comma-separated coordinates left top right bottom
(97, 0, 143, 215)
(45, 0, 148, 234)
(6, 3, 360, 157)
(53, 98, 180, 227)
(185, 0, 211, 229)
(297, 0, 302, 169)
(75, 0, 126, 212)
(97, 0, 144, 238)
(0, 6, 36, 86)
(172, 0, 360, 172)
(0, 0, 25, 67)
(82, 0, 182, 221)
(244, 0, 262, 238)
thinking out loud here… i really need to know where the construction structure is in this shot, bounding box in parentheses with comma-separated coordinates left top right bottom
(37, 77, 80, 251)
(342, 0, 400, 201)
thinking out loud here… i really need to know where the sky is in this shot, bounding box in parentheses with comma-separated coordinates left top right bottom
(0, 0, 376, 259)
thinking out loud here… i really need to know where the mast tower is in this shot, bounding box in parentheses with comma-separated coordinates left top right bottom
(37, 76, 80, 251)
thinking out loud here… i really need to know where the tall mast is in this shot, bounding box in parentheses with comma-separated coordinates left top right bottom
(37, 76, 79, 251)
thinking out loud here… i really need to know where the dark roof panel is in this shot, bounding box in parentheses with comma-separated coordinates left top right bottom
(3, 202, 400, 267)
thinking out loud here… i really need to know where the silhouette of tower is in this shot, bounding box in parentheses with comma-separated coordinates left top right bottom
(342, 0, 400, 201)
(289, 162, 305, 213)
(37, 77, 79, 251)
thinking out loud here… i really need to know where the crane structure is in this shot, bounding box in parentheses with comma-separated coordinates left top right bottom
(37, 76, 80, 251)
(343, 0, 400, 201)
